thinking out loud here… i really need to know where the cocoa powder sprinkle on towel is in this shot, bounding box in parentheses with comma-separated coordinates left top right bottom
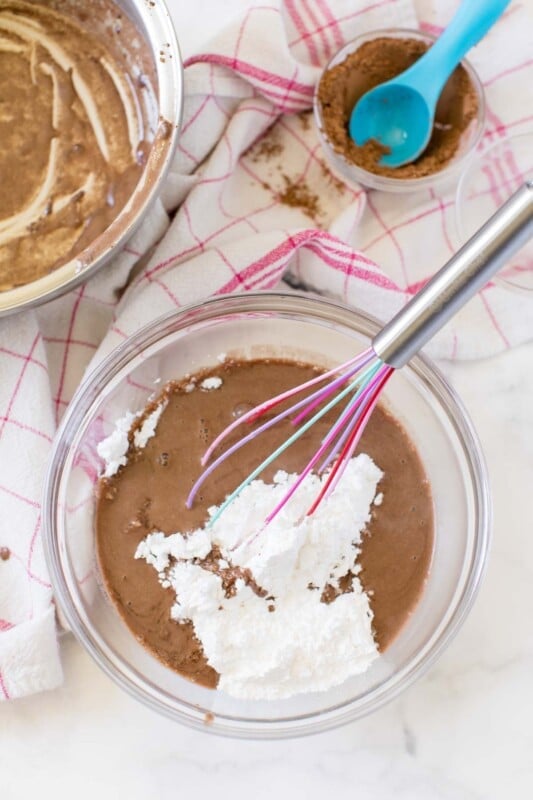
(277, 175, 322, 219)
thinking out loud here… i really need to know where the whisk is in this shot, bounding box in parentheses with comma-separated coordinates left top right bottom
(187, 182, 533, 525)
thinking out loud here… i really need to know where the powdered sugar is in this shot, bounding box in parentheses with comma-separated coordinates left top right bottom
(133, 402, 167, 449)
(97, 412, 138, 478)
(97, 402, 166, 477)
(136, 529, 212, 572)
(136, 454, 383, 699)
(200, 376, 223, 390)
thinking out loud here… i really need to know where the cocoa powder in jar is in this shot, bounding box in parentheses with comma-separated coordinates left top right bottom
(317, 37, 479, 179)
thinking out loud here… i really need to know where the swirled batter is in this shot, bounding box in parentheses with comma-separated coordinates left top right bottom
(0, 0, 151, 290)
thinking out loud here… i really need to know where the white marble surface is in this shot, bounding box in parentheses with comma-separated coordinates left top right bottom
(2, 2, 533, 798)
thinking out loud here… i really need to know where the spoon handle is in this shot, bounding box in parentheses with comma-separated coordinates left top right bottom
(406, 0, 511, 101)
(372, 182, 533, 368)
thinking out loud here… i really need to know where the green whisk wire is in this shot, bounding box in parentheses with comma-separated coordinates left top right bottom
(207, 359, 383, 527)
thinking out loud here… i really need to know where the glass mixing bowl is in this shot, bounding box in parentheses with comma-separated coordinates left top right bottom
(313, 28, 486, 194)
(43, 292, 490, 738)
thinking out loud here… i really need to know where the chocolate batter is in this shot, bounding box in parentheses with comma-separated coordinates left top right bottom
(96, 359, 434, 690)
(0, 0, 153, 290)
(317, 37, 479, 179)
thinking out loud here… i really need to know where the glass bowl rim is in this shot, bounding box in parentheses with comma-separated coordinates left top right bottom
(313, 26, 486, 193)
(43, 290, 491, 739)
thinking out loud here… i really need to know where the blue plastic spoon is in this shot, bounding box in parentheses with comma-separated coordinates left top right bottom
(349, 0, 511, 168)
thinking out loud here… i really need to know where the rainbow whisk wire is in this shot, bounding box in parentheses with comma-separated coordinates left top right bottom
(187, 182, 533, 525)
(186, 350, 393, 524)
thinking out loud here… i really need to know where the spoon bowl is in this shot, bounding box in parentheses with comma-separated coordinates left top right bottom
(348, 0, 511, 168)
(349, 84, 433, 168)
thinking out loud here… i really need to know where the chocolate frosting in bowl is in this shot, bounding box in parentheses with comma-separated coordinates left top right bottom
(0, 0, 154, 291)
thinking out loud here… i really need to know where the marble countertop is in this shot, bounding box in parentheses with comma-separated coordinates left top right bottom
(2, 3, 533, 798)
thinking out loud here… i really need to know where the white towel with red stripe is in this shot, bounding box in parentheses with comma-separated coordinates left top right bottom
(1, 0, 532, 701)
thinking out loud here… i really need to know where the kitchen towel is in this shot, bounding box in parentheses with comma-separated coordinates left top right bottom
(1, 0, 532, 700)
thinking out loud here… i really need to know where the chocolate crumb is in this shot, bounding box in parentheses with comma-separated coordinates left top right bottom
(201, 546, 268, 600)
(246, 128, 283, 162)
(0, 547, 10, 561)
(318, 159, 347, 195)
(321, 573, 354, 604)
(297, 111, 312, 131)
(277, 174, 321, 220)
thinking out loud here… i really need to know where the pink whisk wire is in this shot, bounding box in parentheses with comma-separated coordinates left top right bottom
(307, 365, 393, 515)
(186, 348, 394, 528)
(186, 348, 374, 507)
(317, 363, 391, 473)
(261, 363, 381, 524)
(262, 361, 388, 524)
(199, 349, 374, 467)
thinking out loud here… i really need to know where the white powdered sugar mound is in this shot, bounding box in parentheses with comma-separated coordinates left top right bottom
(97, 401, 167, 477)
(200, 376, 223, 390)
(133, 402, 166, 449)
(97, 412, 138, 478)
(136, 454, 383, 700)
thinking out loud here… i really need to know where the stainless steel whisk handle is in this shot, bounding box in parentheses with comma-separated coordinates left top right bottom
(372, 181, 533, 368)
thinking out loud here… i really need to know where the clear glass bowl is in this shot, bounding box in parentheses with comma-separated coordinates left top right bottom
(456, 132, 533, 293)
(43, 292, 491, 738)
(313, 28, 486, 194)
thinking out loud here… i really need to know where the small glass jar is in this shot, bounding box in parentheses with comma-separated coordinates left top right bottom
(313, 28, 486, 194)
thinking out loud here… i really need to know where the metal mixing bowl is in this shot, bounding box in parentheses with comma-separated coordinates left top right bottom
(0, 0, 183, 317)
